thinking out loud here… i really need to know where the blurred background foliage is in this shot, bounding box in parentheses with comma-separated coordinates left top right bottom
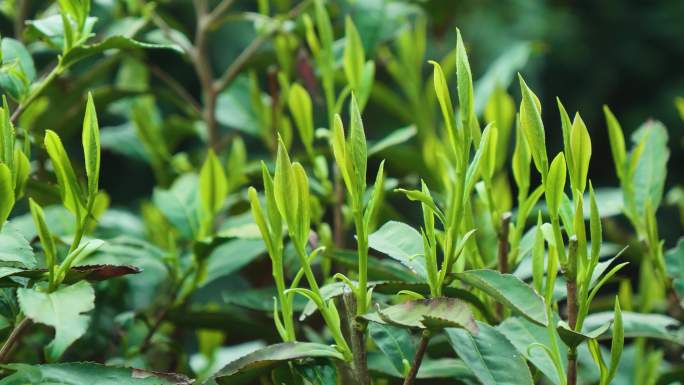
(1, 0, 683, 381)
(2, 0, 683, 225)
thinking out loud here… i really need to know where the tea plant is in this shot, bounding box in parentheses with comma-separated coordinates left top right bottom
(0, 0, 682, 384)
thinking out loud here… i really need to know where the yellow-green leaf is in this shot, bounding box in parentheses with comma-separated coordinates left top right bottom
(456, 29, 478, 146)
(287, 83, 314, 155)
(546, 153, 567, 219)
(29, 198, 56, 270)
(603, 105, 626, 181)
(44, 130, 84, 218)
(570, 113, 591, 194)
(518, 75, 548, 177)
(0, 163, 14, 229)
(274, 139, 298, 233)
(82, 92, 100, 199)
(349, 94, 367, 196)
(343, 16, 365, 90)
(199, 149, 228, 216)
(429, 61, 457, 152)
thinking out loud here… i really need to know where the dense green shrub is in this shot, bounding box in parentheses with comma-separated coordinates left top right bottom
(0, 0, 682, 384)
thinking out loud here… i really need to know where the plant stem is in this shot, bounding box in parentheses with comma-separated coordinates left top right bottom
(343, 291, 370, 385)
(496, 211, 512, 318)
(403, 331, 430, 385)
(354, 210, 368, 315)
(10, 64, 62, 124)
(566, 237, 579, 385)
(0, 318, 31, 363)
(293, 242, 351, 358)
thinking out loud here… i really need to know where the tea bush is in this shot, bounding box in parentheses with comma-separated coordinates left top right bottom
(0, 1, 682, 384)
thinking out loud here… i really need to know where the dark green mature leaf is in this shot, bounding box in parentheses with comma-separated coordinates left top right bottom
(368, 221, 427, 279)
(60, 36, 182, 69)
(556, 320, 611, 349)
(18, 281, 95, 361)
(329, 250, 417, 282)
(372, 281, 495, 322)
(210, 342, 344, 385)
(0, 221, 36, 268)
(362, 297, 478, 333)
(582, 311, 683, 344)
(629, 121, 668, 217)
(0, 363, 193, 385)
(368, 322, 415, 376)
(497, 316, 567, 385)
(446, 321, 534, 385)
(295, 361, 337, 385)
(368, 352, 476, 380)
(454, 269, 547, 326)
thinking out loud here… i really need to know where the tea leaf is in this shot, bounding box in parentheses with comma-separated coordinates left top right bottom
(512, 116, 531, 194)
(556, 320, 611, 349)
(607, 298, 624, 383)
(546, 153, 567, 219)
(518, 75, 548, 176)
(454, 269, 548, 326)
(582, 311, 682, 344)
(0, 221, 36, 268)
(29, 198, 56, 270)
(532, 214, 544, 294)
(199, 149, 228, 216)
(44, 130, 85, 218)
(362, 297, 478, 333)
(602, 106, 626, 180)
(497, 317, 567, 385)
(629, 121, 669, 217)
(13, 148, 29, 198)
(287, 83, 314, 155)
(343, 16, 365, 91)
(0, 163, 13, 228)
(485, 86, 515, 170)
(292, 162, 311, 245)
(456, 28, 478, 145)
(446, 321, 534, 385)
(153, 175, 200, 239)
(60, 36, 182, 69)
(18, 280, 95, 361)
(368, 221, 427, 279)
(349, 94, 367, 195)
(0, 363, 192, 385)
(274, 139, 298, 231)
(82, 92, 100, 199)
(570, 113, 591, 193)
(368, 322, 416, 376)
(429, 61, 457, 149)
(211, 342, 343, 385)
(331, 114, 353, 195)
